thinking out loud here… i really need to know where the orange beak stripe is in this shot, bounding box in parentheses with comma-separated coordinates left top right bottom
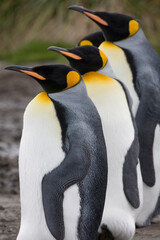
(60, 51, 82, 60)
(21, 70, 46, 80)
(84, 12, 108, 26)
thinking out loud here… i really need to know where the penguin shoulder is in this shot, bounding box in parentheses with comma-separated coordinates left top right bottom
(99, 41, 126, 62)
(83, 71, 122, 96)
(83, 71, 115, 85)
(24, 92, 54, 118)
(23, 92, 61, 135)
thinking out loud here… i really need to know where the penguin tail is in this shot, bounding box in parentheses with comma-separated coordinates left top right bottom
(99, 209, 135, 240)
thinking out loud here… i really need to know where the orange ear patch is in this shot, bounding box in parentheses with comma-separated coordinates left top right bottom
(80, 40, 93, 46)
(60, 51, 82, 60)
(21, 70, 46, 80)
(99, 49, 108, 69)
(84, 12, 108, 26)
(66, 71, 81, 89)
(129, 20, 139, 37)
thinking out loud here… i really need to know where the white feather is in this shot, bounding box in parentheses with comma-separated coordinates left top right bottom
(63, 185, 80, 240)
(83, 72, 143, 240)
(99, 42, 139, 115)
(17, 93, 64, 240)
(99, 42, 160, 227)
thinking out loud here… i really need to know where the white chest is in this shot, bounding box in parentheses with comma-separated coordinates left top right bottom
(99, 42, 140, 115)
(83, 73, 134, 169)
(17, 93, 64, 240)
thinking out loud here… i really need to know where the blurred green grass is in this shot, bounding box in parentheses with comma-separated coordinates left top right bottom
(0, 39, 159, 65)
(0, 40, 74, 64)
(0, 0, 159, 63)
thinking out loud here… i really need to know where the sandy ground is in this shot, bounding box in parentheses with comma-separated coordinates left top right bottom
(0, 194, 160, 240)
(0, 63, 160, 239)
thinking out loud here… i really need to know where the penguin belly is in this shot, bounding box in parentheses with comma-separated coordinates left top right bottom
(99, 41, 160, 225)
(63, 184, 81, 239)
(17, 92, 65, 240)
(99, 41, 140, 115)
(83, 72, 143, 240)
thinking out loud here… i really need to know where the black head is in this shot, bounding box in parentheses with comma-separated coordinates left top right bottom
(48, 45, 107, 75)
(5, 64, 81, 93)
(69, 5, 139, 42)
(78, 31, 105, 47)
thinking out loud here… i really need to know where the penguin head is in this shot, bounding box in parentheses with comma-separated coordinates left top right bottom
(48, 45, 108, 75)
(78, 31, 105, 47)
(5, 64, 81, 93)
(69, 5, 140, 42)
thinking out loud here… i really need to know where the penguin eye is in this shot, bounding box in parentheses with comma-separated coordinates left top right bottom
(66, 71, 81, 89)
(129, 20, 139, 37)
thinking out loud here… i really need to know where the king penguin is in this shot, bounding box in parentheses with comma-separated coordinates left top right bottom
(5, 64, 107, 240)
(68, 5, 160, 227)
(48, 45, 143, 240)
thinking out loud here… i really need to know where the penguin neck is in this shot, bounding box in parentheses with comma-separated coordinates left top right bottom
(83, 70, 135, 168)
(98, 59, 117, 79)
(83, 71, 114, 87)
(99, 41, 140, 115)
(48, 80, 88, 106)
(83, 71, 121, 103)
(114, 28, 160, 90)
(113, 28, 147, 49)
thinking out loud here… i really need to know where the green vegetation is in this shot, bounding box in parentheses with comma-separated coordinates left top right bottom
(0, 40, 74, 64)
(0, 0, 159, 63)
(1, 39, 159, 65)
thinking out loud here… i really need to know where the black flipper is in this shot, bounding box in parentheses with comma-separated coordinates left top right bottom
(136, 88, 160, 187)
(119, 81, 140, 208)
(123, 135, 140, 208)
(42, 142, 91, 240)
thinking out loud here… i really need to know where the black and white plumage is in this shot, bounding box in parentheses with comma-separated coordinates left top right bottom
(68, 5, 160, 227)
(5, 64, 107, 240)
(48, 45, 143, 240)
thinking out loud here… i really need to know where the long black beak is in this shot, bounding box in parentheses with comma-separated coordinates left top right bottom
(48, 46, 82, 60)
(68, 5, 94, 14)
(68, 5, 108, 27)
(5, 65, 46, 80)
(48, 46, 69, 53)
(4, 65, 32, 72)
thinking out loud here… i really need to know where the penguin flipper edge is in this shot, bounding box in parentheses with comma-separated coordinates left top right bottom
(42, 143, 91, 240)
(123, 136, 140, 209)
(136, 91, 160, 187)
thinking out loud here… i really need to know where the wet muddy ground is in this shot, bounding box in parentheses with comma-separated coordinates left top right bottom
(0, 63, 160, 239)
